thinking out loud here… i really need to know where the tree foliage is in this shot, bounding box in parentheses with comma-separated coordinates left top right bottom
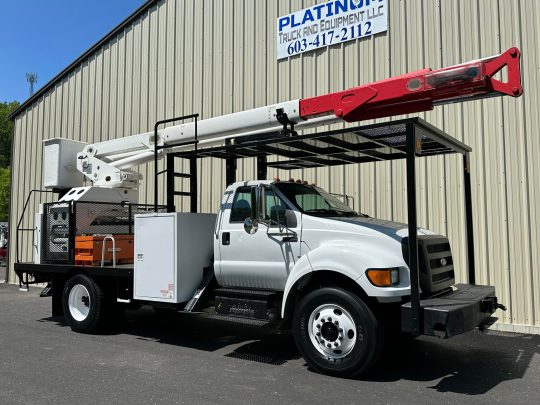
(0, 101, 19, 168)
(0, 167, 9, 222)
(0, 101, 20, 221)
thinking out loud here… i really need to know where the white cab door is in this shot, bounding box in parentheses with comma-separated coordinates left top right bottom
(217, 185, 301, 290)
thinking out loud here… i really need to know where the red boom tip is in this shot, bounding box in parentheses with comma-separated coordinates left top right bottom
(484, 47, 523, 97)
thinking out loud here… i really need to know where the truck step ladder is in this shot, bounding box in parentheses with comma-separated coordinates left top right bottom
(204, 313, 271, 327)
(163, 154, 198, 213)
(153, 113, 199, 213)
(214, 288, 278, 322)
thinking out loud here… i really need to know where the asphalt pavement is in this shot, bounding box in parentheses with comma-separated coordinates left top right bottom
(0, 283, 538, 405)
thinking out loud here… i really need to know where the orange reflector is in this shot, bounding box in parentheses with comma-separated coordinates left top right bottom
(366, 269, 393, 287)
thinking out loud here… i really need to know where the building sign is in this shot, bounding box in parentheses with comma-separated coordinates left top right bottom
(277, 0, 387, 59)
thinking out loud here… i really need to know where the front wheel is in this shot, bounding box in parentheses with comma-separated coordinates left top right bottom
(292, 287, 383, 377)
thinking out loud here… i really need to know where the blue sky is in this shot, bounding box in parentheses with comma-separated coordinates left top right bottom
(0, 0, 146, 103)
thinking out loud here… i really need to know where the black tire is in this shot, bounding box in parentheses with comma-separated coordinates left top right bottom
(292, 287, 383, 377)
(62, 274, 112, 333)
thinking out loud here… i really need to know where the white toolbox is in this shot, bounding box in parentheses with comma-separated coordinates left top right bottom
(133, 212, 216, 303)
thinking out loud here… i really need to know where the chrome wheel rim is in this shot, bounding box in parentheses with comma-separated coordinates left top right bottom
(68, 284, 91, 322)
(308, 304, 357, 360)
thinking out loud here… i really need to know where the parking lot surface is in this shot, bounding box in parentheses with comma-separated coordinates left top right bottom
(0, 283, 538, 405)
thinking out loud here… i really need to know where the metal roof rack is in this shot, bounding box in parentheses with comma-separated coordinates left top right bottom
(171, 117, 471, 168)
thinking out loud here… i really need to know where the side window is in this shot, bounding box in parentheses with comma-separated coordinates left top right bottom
(262, 187, 289, 226)
(229, 187, 252, 223)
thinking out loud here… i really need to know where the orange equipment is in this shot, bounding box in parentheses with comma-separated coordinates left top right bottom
(75, 235, 134, 266)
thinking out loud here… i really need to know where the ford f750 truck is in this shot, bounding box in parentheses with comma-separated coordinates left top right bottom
(15, 48, 521, 377)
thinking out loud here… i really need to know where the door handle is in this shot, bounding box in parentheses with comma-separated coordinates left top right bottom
(222, 232, 230, 245)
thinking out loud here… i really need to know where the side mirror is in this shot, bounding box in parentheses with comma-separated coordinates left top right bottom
(243, 217, 258, 234)
(284, 209, 297, 228)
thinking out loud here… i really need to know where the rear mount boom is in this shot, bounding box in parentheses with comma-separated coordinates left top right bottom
(74, 47, 522, 190)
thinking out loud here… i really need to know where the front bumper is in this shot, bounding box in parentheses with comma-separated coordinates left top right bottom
(401, 283, 502, 338)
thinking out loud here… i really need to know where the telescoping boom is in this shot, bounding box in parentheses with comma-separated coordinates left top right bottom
(77, 47, 522, 188)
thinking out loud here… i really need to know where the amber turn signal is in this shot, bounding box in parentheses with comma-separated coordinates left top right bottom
(366, 268, 399, 287)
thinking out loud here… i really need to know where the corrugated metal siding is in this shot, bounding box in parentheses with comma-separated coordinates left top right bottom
(7, 0, 540, 329)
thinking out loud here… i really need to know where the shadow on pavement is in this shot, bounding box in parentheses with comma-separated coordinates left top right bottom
(44, 306, 300, 363)
(42, 306, 539, 395)
(364, 331, 540, 395)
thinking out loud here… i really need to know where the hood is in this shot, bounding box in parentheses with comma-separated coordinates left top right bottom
(329, 216, 434, 242)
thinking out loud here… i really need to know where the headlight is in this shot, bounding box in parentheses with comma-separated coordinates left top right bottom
(366, 268, 400, 287)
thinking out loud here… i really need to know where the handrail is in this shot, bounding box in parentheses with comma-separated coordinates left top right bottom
(101, 235, 116, 268)
(16, 190, 55, 230)
(16, 190, 56, 263)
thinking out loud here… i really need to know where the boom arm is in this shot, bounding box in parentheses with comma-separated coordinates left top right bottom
(299, 47, 522, 122)
(77, 47, 522, 189)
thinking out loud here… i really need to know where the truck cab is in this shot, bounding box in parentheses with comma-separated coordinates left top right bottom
(211, 179, 470, 375)
(216, 180, 421, 298)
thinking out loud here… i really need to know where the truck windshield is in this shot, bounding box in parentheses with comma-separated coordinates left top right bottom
(274, 183, 357, 217)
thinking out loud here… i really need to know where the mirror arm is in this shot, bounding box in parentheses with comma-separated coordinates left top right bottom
(250, 187, 258, 221)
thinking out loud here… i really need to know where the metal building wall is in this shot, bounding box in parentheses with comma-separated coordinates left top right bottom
(7, 0, 540, 331)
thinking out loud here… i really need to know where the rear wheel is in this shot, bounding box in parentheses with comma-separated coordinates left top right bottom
(292, 287, 383, 377)
(62, 274, 113, 333)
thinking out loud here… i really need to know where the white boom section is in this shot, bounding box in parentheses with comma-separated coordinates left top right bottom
(76, 99, 338, 189)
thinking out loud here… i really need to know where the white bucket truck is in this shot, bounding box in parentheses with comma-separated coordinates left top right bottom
(15, 48, 521, 376)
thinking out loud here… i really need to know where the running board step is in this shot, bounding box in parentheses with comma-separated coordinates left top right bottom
(205, 314, 270, 327)
(215, 288, 278, 321)
(214, 288, 276, 299)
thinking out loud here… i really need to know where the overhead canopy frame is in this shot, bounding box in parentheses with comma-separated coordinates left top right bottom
(165, 117, 475, 337)
(171, 117, 471, 167)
